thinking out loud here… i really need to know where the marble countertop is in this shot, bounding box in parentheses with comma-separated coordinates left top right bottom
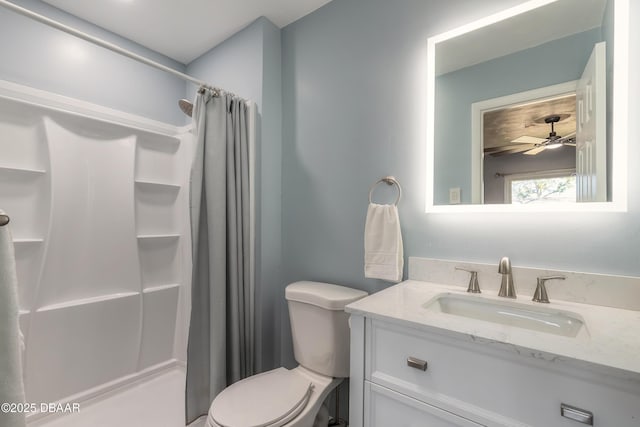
(346, 280, 640, 380)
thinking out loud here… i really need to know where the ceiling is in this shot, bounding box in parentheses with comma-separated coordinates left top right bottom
(42, 0, 334, 64)
(483, 94, 576, 150)
(436, 0, 607, 75)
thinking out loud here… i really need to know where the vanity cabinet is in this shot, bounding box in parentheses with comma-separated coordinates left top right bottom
(349, 315, 640, 427)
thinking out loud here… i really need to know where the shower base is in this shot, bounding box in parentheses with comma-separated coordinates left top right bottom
(27, 364, 187, 427)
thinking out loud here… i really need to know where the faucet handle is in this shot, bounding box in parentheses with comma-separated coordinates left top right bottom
(455, 267, 481, 293)
(532, 275, 566, 303)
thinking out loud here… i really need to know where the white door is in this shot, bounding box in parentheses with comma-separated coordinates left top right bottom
(576, 41, 606, 202)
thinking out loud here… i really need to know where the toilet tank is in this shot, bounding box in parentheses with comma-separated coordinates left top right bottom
(285, 281, 368, 378)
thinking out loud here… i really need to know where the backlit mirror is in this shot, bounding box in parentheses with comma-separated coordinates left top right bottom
(426, 0, 628, 212)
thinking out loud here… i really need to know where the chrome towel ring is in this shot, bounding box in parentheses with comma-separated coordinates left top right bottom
(369, 176, 402, 206)
(0, 213, 9, 226)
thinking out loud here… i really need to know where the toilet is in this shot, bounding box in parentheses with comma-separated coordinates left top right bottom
(206, 281, 368, 427)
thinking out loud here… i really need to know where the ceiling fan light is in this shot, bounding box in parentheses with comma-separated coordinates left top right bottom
(546, 142, 563, 149)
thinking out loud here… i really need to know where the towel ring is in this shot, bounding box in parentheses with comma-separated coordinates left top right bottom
(369, 176, 402, 206)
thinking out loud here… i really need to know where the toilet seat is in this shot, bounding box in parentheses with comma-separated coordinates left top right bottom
(209, 368, 313, 427)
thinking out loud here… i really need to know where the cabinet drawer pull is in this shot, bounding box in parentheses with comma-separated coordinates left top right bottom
(561, 403, 593, 425)
(407, 357, 428, 371)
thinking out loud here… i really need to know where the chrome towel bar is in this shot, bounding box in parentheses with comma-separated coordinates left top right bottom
(369, 176, 402, 206)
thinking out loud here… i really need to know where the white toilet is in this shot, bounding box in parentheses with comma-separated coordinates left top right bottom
(206, 281, 368, 427)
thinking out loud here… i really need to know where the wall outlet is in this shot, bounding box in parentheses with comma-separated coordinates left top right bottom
(449, 187, 461, 204)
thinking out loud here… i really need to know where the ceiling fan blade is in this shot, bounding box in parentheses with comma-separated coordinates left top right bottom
(524, 145, 547, 155)
(511, 135, 548, 144)
(484, 144, 531, 154)
(551, 133, 576, 147)
(487, 145, 537, 157)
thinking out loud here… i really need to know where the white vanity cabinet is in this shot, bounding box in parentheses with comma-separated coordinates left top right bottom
(349, 315, 640, 427)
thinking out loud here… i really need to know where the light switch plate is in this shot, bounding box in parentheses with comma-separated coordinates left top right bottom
(449, 187, 461, 204)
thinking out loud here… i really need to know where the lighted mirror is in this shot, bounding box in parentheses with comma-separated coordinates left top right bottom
(426, 0, 628, 212)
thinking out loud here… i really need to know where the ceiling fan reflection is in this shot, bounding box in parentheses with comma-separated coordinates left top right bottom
(485, 114, 576, 157)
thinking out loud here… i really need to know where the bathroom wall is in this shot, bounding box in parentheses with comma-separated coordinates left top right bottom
(435, 28, 602, 204)
(280, 0, 640, 366)
(186, 17, 283, 372)
(0, 0, 187, 125)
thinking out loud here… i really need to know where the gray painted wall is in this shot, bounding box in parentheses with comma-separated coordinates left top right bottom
(259, 19, 284, 372)
(185, 18, 264, 106)
(435, 28, 602, 204)
(186, 17, 283, 372)
(0, 0, 187, 125)
(281, 0, 640, 369)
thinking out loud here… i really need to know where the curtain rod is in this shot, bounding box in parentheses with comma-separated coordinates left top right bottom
(495, 168, 577, 179)
(0, 0, 217, 92)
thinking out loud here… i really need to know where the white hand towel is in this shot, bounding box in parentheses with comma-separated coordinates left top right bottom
(0, 212, 27, 427)
(364, 203, 404, 282)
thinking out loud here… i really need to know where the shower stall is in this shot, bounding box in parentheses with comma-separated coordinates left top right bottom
(0, 1, 261, 425)
(0, 79, 194, 426)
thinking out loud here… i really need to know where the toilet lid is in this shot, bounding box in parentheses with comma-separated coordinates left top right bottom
(210, 368, 313, 427)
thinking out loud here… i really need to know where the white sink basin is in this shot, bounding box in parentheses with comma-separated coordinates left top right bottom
(423, 293, 584, 337)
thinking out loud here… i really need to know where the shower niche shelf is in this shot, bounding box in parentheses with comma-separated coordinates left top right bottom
(0, 165, 46, 175)
(143, 283, 180, 294)
(13, 238, 45, 244)
(0, 117, 50, 311)
(138, 234, 181, 290)
(135, 134, 181, 186)
(36, 291, 141, 312)
(134, 180, 181, 236)
(136, 234, 180, 241)
(0, 123, 50, 312)
(134, 179, 181, 191)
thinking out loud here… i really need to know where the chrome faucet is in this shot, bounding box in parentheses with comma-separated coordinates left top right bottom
(532, 275, 566, 303)
(498, 257, 516, 298)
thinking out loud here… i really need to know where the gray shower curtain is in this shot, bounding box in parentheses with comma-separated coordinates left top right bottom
(186, 89, 254, 423)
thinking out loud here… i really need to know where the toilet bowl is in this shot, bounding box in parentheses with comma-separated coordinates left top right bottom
(206, 366, 340, 427)
(206, 281, 367, 427)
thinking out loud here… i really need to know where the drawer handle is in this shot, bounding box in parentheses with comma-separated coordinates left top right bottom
(407, 357, 428, 371)
(561, 403, 593, 425)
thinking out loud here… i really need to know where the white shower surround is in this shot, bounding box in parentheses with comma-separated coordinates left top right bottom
(0, 80, 192, 426)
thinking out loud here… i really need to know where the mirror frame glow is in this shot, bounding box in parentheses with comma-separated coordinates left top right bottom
(425, 0, 629, 213)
